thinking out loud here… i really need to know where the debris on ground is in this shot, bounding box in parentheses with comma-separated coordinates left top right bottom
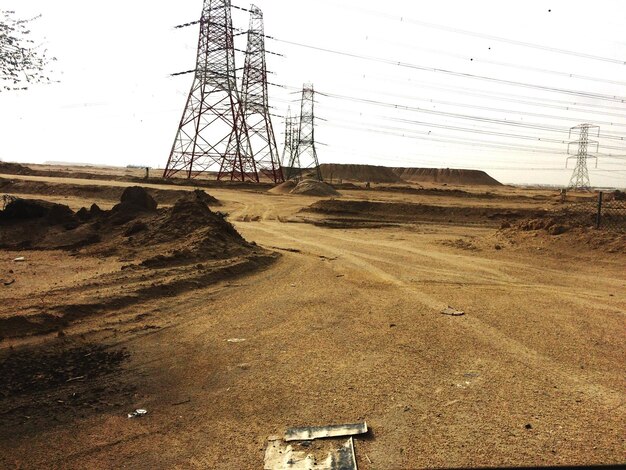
(284, 422, 368, 442)
(264, 436, 357, 470)
(127, 409, 148, 419)
(264, 422, 368, 469)
(441, 306, 465, 316)
(13, 257, 25, 262)
(226, 338, 246, 343)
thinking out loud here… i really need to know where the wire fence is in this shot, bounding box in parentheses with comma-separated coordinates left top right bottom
(563, 191, 626, 231)
(597, 192, 626, 231)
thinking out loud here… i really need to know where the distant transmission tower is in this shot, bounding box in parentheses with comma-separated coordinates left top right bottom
(241, 5, 283, 183)
(290, 83, 322, 181)
(566, 123, 599, 191)
(163, 0, 257, 181)
(281, 107, 299, 180)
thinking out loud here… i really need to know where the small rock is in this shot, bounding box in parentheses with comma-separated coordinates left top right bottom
(494, 244, 502, 250)
(524, 423, 532, 430)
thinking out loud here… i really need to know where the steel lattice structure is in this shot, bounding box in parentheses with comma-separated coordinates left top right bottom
(566, 123, 599, 191)
(241, 5, 283, 183)
(281, 107, 299, 180)
(163, 0, 257, 181)
(290, 83, 322, 181)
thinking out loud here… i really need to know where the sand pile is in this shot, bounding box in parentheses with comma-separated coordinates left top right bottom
(268, 180, 297, 194)
(290, 179, 340, 197)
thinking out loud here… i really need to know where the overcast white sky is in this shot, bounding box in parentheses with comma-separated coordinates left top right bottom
(1, 0, 625, 187)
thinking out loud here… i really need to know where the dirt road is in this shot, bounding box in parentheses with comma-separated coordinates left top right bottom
(1, 179, 624, 469)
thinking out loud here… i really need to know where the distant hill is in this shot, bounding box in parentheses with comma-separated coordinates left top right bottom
(392, 167, 502, 186)
(314, 164, 502, 186)
(319, 164, 402, 183)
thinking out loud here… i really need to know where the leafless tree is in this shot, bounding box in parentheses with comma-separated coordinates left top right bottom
(1, 10, 55, 91)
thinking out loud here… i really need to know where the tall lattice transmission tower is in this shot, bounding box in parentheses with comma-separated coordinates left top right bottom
(281, 107, 299, 180)
(241, 5, 283, 183)
(289, 83, 322, 181)
(566, 123, 599, 191)
(163, 0, 257, 181)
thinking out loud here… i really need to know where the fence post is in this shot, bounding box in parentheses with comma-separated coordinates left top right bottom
(596, 192, 603, 229)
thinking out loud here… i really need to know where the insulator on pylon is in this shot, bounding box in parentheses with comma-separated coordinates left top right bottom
(241, 5, 284, 184)
(163, 0, 258, 182)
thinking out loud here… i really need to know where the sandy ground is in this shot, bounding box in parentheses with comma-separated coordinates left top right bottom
(0, 172, 624, 469)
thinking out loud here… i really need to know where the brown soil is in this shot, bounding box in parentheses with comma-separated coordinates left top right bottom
(0, 168, 624, 469)
(0, 187, 275, 339)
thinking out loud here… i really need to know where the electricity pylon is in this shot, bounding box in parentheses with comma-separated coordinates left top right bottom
(281, 107, 299, 180)
(290, 83, 322, 181)
(241, 5, 283, 183)
(566, 123, 599, 191)
(163, 0, 257, 181)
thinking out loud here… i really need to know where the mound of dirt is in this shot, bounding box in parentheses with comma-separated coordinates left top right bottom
(191, 188, 219, 205)
(268, 180, 297, 194)
(0, 188, 276, 339)
(319, 163, 402, 183)
(0, 198, 77, 226)
(119, 186, 157, 211)
(0, 161, 36, 176)
(0, 188, 247, 256)
(290, 179, 340, 197)
(393, 168, 502, 186)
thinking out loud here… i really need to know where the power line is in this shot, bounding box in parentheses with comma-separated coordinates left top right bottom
(366, 35, 626, 87)
(269, 37, 626, 103)
(315, 89, 626, 141)
(320, 1, 626, 65)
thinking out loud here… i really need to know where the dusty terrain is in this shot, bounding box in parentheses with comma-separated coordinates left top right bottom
(0, 165, 624, 469)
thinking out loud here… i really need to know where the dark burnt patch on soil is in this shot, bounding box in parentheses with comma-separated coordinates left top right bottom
(0, 342, 134, 433)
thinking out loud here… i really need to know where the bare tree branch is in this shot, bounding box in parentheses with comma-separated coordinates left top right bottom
(1, 10, 55, 91)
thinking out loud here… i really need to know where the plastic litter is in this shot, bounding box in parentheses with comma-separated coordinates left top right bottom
(13, 257, 25, 262)
(127, 408, 148, 419)
(226, 338, 246, 343)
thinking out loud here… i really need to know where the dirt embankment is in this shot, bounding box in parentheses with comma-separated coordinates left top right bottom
(0, 177, 219, 206)
(0, 162, 37, 176)
(0, 187, 276, 339)
(0, 162, 273, 191)
(499, 213, 626, 254)
(393, 167, 502, 186)
(302, 199, 541, 228)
